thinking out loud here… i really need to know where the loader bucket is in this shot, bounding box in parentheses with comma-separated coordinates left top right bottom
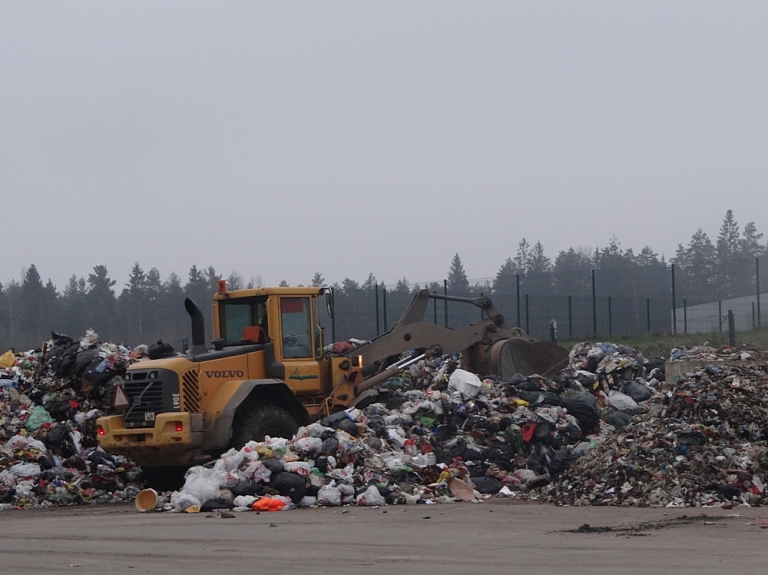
(487, 338, 569, 379)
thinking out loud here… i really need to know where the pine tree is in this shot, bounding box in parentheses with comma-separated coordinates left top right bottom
(552, 248, 593, 296)
(311, 272, 325, 287)
(446, 253, 469, 295)
(715, 210, 742, 298)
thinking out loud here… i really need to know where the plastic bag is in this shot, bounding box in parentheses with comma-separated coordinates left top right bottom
(181, 466, 224, 505)
(2, 434, 47, 453)
(317, 486, 342, 506)
(11, 462, 42, 478)
(607, 390, 640, 413)
(283, 461, 311, 477)
(292, 436, 322, 456)
(622, 380, 653, 403)
(0, 349, 15, 368)
(448, 369, 482, 398)
(171, 491, 201, 512)
(356, 485, 385, 506)
(252, 496, 290, 511)
(24, 405, 54, 431)
(217, 448, 245, 473)
(271, 471, 306, 503)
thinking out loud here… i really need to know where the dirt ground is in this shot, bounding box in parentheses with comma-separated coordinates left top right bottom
(1, 500, 766, 575)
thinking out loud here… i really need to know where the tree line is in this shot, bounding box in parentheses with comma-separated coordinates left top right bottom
(1, 210, 765, 350)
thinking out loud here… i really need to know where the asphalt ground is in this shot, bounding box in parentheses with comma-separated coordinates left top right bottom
(1, 500, 766, 575)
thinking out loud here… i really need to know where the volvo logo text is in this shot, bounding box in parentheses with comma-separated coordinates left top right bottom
(204, 370, 245, 378)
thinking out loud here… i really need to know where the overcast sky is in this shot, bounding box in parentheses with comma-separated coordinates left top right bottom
(2, 1, 767, 291)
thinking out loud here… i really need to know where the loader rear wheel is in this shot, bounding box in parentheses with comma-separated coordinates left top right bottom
(232, 405, 298, 448)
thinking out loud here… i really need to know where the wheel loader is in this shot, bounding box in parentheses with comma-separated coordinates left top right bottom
(96, 281, 568, 470)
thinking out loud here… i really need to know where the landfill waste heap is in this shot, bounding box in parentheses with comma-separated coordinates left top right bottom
(0, 331, 145, 508)
(3, 330, 768, 511)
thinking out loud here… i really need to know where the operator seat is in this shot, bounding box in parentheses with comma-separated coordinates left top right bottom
(241, 325, 266, 343)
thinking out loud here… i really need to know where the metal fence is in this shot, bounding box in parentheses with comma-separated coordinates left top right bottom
(322, 258, 767, 343)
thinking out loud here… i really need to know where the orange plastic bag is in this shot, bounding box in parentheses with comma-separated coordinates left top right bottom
(252, 497, 287, 512)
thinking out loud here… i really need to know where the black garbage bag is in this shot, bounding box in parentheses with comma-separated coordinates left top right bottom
(533, 420, 553, 444)
(335, 417, 358, 436)
(600, 407, 633, 429)
(83, 357, 115, 388)
(321, 437, 339, 455)
(677, 431, 708, 446)
(643, 358, 666, 378)
(52, 342, 80, 377)
(230, 480, 265, 497)
(548, 447, 579, 477)
(622, 380, 653, 403)
(262, 458, 284, 474)
(271, 471, 306, 503)
(73, 348, 100, 377)
(149, 340, 176, 359)
(470, 476, 503, 494)
(560, 397, 600, 435)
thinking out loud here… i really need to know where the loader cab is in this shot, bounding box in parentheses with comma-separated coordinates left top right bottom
(212, 285, 325, 362)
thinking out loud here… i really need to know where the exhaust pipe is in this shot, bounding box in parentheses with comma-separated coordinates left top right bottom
(184, 298, 208, 355)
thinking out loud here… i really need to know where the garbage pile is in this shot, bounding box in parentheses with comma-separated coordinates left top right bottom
(0, 331, 145, 509)
(165, 342, 666, 512)
(669, 343, 766, 363)
(547, 362, 768, 507)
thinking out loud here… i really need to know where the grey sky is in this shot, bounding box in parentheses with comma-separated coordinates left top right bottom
(2, 1, 767, 290)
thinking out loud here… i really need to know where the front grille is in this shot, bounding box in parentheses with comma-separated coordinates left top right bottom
(181, 370, 201, 413)
(124, 380, 164, 427)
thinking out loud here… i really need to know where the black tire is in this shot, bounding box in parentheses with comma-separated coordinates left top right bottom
(231, 405, 298, 448)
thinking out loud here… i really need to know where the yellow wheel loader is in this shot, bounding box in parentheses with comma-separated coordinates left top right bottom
(97, 282, 568, 471)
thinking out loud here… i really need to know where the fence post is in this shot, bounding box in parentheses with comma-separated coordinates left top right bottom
(728, 310, 736, 346)
(757, 257, 761, 329)
(752, 301, 756, 329)
(646, 298, 651, 333)
(671, 263, 677, 335)
(443, 279, 448, 328)
(592, 269, 597, 336)
(433, 291, 437, 324)
(568, 295, 573, 339)
(382, 287, 388, 332)
(608, 296, 612, 336)
(683, 299, 687, 334)
(525, 294, 530, 334)
(718, 300, 723, 332)
(375, 283, 380, 335)
(516, 274, 521, 327)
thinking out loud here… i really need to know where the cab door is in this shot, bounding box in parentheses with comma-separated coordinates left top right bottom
(277, 296, 322, 393)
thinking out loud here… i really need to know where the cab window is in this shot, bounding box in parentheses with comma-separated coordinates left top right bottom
(219, 297, 268, 345)
(281, 297, 312, 358)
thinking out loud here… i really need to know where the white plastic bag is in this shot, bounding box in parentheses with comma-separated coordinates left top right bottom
(283, 461, 311, 477)
(293, 436, 323, 456)
(448, 369, 482, 398)
(607, 390, 640, 412)
(11, 462, 41, 478)
(171, 491, 201, 512)
(356, 485, 386, 506)
(317, 486, 342, 506)
(181, 466, 224, 505)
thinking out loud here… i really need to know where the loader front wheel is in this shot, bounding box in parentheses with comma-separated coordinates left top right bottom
(232, 405, 298, 448)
